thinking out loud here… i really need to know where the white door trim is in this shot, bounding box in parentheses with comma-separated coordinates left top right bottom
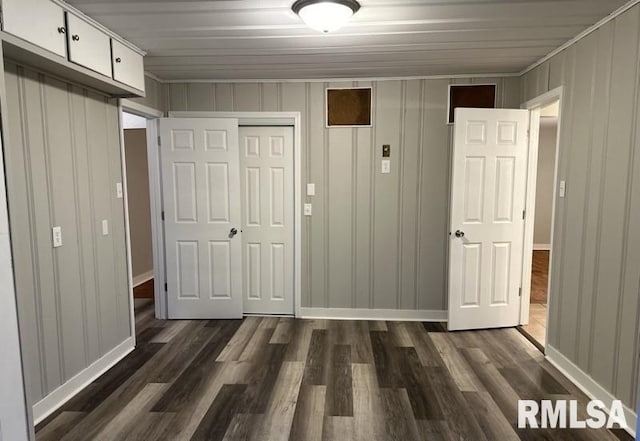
(119, 101, 164, 319)
(153, 111, 302, 318)
(520, 87, 563, 342)
(116, 102, 139, 347)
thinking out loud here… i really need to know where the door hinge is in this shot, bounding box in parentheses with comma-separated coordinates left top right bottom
(519, 287, 522, 297)
(161, 211, 165, 221)
(164, 282, 168, 291)
(157, 135, 161, 146)
(522, 210, 526, 220)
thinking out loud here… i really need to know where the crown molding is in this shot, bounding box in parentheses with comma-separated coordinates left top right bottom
(145, 72, 520, 84)
(520, 0, 640, 76)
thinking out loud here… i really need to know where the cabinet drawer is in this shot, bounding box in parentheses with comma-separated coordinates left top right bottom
(112, 40, 145, 92)
(67, 13, 112, 77)
(2, 0, 66, 58)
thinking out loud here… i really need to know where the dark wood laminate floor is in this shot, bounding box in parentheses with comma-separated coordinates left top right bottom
(530, 250, 549, 304)
(35, 300, 632, 441)
(133, 279, 154, 299)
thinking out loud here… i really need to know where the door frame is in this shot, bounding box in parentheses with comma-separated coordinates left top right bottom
(151, 111, 302, 319)
(119, 100, 164, 321)
(519, 87, 563, 341)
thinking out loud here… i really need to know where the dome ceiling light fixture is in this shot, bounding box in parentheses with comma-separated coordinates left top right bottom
(292, 0, 361, 33)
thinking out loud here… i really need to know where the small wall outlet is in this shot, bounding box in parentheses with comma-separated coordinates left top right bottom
(381, 159, 391, 174)
(304, 203, 312, 216)
(52, 226, 62, 248)
(102, 220, 109, 236)
(116, 182, 123, 199)
(306, 183, 315, 196)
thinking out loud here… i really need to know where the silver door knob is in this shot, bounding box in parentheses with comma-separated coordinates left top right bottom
(229, 228, 238, 238)
(455, 230, 465, 238)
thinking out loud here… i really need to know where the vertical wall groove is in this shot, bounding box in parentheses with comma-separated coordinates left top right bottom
(574, 33, 600, 366)
(39, 75, 66, 384)
(83, 91, 104, 356)
(351, 82, 358, 309)
(396, 81, 406, 309)
(323, 82, 329, 308)
(67, 84, 90, 367)
(414, 80, 426, 309)
(586, 24, 615, 374)
(368, 82, 377, 309)
(17, 67, 48, 395)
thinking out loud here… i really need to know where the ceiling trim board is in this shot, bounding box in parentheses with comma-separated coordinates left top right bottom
(520, 0, 640, 75)
(152, 72, 519, 84)
(144, 71, 164, 83)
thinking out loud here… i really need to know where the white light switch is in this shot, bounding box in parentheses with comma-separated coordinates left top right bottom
(52, 226, 62, 248)
(102, 220, 109, 236)
(304, 203, 312, 216)
(116, 182, 123, 199)
(381, 159, 391, 174)
(307, 183, 316, 196)
(559, 180, 566, 198)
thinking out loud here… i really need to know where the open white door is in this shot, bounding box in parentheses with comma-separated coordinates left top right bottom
(160, 118, 243, 319)
(448, 108, 529, 331)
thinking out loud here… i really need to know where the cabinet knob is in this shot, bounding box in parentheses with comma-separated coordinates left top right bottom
(72, 35, 80, 41)
(115, 58, 122, 63)
(57, 27, 66, 34)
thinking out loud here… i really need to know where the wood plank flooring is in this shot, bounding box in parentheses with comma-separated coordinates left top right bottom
(133, 279, 154, 299)
(36, 300, 632, 441)
(530, 250, 549, 304)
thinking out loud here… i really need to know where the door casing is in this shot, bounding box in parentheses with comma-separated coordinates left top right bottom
(519, 87, 564, 344)
(148, 111, 302, 319)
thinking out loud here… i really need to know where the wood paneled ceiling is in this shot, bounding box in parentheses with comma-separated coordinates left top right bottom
(66, 0, 630, 80)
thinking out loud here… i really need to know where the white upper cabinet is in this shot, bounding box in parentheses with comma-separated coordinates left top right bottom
(2, 0, 67, 58)
(112, 40, 145, 91)
(67, 13, 112, 77)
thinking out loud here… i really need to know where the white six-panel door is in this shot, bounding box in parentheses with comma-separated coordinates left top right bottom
(448, 108, 529, 331)
(160, 118, 243, 319)
(239, 127, 294, 314)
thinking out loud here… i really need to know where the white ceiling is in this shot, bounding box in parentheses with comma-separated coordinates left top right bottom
(66, 0, 629, 81)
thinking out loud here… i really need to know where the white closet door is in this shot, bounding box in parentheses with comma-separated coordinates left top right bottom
(239, 126, 294, 315)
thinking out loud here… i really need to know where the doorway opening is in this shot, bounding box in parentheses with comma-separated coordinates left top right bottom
(522, 101, 558, 347)
(519, 87, 563, 351)
(122, 111, 155, 316)
(119, 100, 164, 322)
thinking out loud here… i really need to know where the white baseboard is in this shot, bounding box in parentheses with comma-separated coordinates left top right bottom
(32, 336, 135, 425)
(546, 345, 637, 437)
(533, 243, 551, 251)
(132, 270, 154, 287)
(299, 307, 447, 322)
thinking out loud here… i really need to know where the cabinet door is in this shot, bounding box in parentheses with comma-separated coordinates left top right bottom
(2, 0, 66, 57)
(67, 13, 112, 77)
(112, 40, 145, 92)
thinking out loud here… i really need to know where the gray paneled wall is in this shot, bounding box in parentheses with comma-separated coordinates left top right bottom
(129, 74, 166, 112)
(3, 62, 131, 404)
(521, 4, 640, 409)
(165, 76, 520, 311)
